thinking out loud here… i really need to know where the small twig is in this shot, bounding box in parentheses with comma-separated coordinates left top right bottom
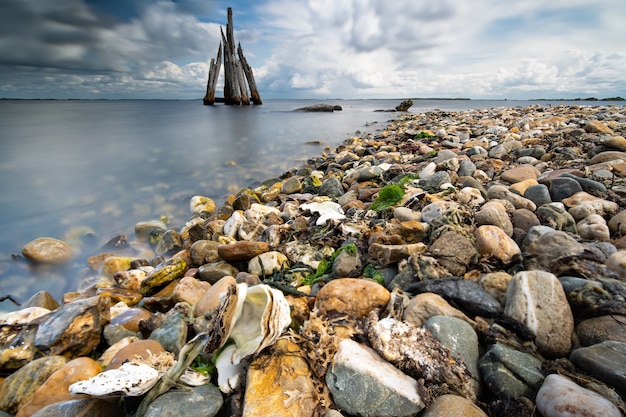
(0, 295, 21, 306)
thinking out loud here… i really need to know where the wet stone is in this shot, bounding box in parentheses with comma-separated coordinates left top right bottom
(549, 177, 583, 202)
(143, 384, 223, 417)
(198, 261, 239, 284)
(22, 237, 74, 264)
(569, 340, 626, 396)
(479, 343, 544, 399)
(523, 184, 552, 207)
(576, 315, 626, 346)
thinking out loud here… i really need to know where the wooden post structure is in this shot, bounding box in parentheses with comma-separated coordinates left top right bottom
(203, 7, 262, 105)
(203, 43, 222, 105)
(238, 43, 262, 104)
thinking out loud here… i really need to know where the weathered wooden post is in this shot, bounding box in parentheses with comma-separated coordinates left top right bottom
(203, 7, 261, 105)
(238, 43, 262, 105)
(203, 43, 222, 105)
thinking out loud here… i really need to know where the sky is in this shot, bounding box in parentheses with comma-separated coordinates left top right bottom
(0, 0, 625, 100)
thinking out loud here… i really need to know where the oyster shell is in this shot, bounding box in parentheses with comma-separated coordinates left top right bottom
(69, 362, 159, 398)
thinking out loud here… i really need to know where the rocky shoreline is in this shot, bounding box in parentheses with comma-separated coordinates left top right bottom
(1, 103, 626, 417)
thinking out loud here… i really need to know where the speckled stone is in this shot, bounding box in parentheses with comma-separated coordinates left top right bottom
(420, 394, 487, 417)
(576, 315, 626, 346)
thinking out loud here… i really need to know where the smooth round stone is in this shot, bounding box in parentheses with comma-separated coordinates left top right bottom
(589, 150, 626, 164)
(536, 374, 621, 417)
(30, 399, 124, 417)
(479, 272, 512, 306)
(549, 177, 583, 202)
(189, 195, 216, 216)
(608, 210, 626, 236)
(107, 339, 165, 370)
(474, 225, 521, 264)
(332, 247, 363, 277)
(16, 357, 102, 417)
(393, 206, 421, 222)
(457, 186, 485, 206)
(479, 342, 544, 399)
(315, 278, 390, 318)
(474, 202, 513, 236)
(602, 135, 626, 151)
(319, 176, 344, 199)
(419, 171, 451, 190)
(585, 120, 615, 134)
(134, 220, 167, 242)
(189, 240, 220, 266)
(511, 209, 540, 232)
(457, 159, 476, 177)
(248, 251, 289, 277)
(568, 200, 619, 222)
(420, 394, 487, 417)
(509, 178, 538, 195)
(500, 164, 539, 184)
(354, 165, 383, 182)
(523, 184, 552, 206)
(504, 270, 574, 357)
(281, 176, 303, 194)
(420, 201, 459, 224)
(577, 214, 610, 241)
(109, 307, 152, 332)
(172, 276, 211, 306)
(419, 162, 437, 179)
(22, 237, 74, 264)
(606, 250, 626, 279)
(149, 311, 187, 355)
(218, 241, 270, 262)
(434, 149, 457, 163)
(403, 293, 473, 328)
(198, 261, 239, 284)
(570, 341, 626, 396)
(143, 384, 223, 417)
(576, 315, 626, 346)
(560, 173, 607, 194)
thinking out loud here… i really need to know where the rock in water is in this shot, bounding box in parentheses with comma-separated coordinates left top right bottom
(395, 99, 413, 112)
(22, 237, 74, 264)
(326, 338, 427, 417)
(504, 270, 574, 357)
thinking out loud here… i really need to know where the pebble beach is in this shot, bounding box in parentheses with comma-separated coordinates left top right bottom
(1, 103, 626, 417)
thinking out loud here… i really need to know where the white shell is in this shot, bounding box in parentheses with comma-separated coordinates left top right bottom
(300, 201, 346, 225)
(215, 344, 249, 394)
(228, 284, 291, 365)
(69, 362, 159, 398)
(179, 368, 211, 387)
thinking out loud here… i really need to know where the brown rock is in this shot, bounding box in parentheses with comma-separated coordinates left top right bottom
(15, 357, 102, 417)
(429, 231, 478, 276)
(0, 356, 68, 415)
(368, 242, 427, 265)
(420, 394, 487, 417)
(109, 307, 152, 333)
(585, 121, 614, 135)
(576, 315, 626, 346)
(403, 293, 474, 328)
(475, 225, 521, 264)
(107, 339, 165, 370)
(589, 151, 626, 165)
(603, 136, 626, 151)
(474, 202, 514, 237)
(34, 296, 110, 358)
(22, 237, 74, 264)
(500, 164, 539, 184)
(218, 241, 270, 262)
(172, 276, 211, 306)
(509, 178, 539, 195)
(189, 240, 221, 266)
(384, 220, 428, 243)
(315, 278, 390, 318)
(242, 339, 317, 417)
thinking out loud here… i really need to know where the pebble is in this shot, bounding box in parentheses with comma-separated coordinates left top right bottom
(21, 237, 74, 264)
(504, 270, 574, 357)
(536, 374, 621, 417)
(3, 103, 626, 417)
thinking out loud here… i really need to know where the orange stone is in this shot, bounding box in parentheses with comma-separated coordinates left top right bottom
(15, 357, 102, 417)
(314, 278, 390, 318)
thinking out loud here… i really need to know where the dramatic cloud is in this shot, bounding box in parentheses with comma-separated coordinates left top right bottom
(0, 0, 625, 99)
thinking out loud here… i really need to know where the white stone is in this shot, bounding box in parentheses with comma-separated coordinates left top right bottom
(248, 251, 289, 276)
(419, 162, 437, 179)
(536, 374, 621, 417)
(244, 203, 281, 223)
(224, 211, 245, 238)
(577, 214, 610, 241)
(457, 187, 485, 206)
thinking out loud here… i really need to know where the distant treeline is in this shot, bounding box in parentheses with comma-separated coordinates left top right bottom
(533, 97, 625, 101)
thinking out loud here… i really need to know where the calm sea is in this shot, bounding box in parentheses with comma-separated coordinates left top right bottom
(0, 98, 620, 310)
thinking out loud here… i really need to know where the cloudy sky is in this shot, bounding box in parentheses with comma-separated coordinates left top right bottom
(1, 0, 625, 100)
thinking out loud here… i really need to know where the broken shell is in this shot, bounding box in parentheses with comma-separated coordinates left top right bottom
(179, 368, 211, 387)
(228, 284, 292, 365)
(300, 201, 346, 225)
(69, 362, 159, 398)
(215, 344, 249, 394)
